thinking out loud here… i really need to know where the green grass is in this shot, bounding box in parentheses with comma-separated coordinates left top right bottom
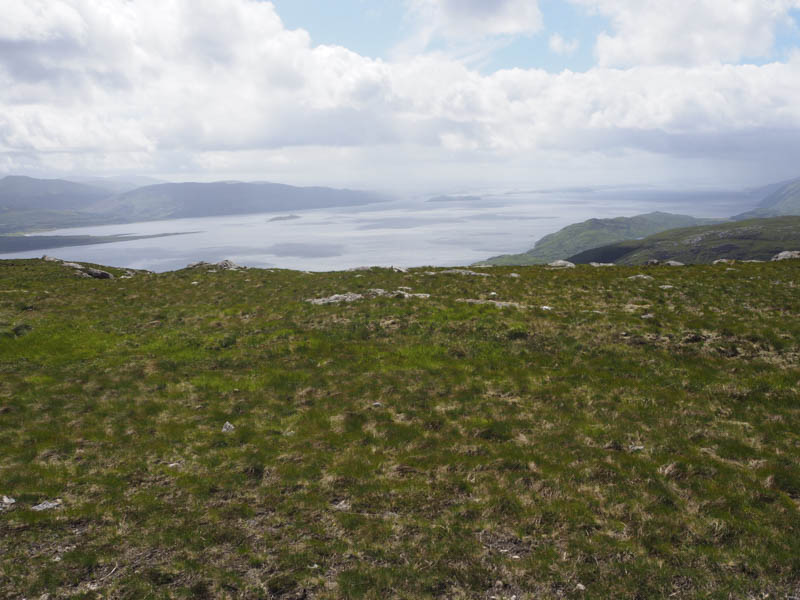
(1, 258, 799, 598)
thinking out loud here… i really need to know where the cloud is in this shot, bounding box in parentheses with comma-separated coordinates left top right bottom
(549, 34, 580, 56)
(571, 0, 800, 66)
(1, 0, 800, 189)
(405, 0, 543, 40)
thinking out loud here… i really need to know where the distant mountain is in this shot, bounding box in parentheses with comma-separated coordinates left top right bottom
(479, 212, 720, 266)
(568, 216, 800, 265)
(91, 181, 388, 221)
(733, 178, 800, 220)
(0, 176, 109, 211)
(0, 176, 388, 236)
(66, 175, 165, 194)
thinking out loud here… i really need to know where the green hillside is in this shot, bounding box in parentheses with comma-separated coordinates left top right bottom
(569, 216, 800, 265)
(734, 179, 800, 220)
(481, 212, 719, 266)
(2, 258, 800, 598)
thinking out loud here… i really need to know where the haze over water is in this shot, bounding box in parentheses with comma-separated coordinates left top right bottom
(2, 187, 757, 272)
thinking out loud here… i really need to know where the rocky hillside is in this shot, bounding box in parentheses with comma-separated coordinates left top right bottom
(569, 216, 800, 265)
(481, 212, 720, 266)
(2, 257, 800, 598)
(734, 178, 800, 220)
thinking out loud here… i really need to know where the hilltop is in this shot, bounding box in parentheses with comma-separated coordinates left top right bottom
(734, 178, 800, 220)
(569, 216, 800, 265)
(1, 257, 799, 598)
(480, 212, 719, 266)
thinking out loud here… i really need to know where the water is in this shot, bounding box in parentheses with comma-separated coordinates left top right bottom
(1, 187, 757, 272)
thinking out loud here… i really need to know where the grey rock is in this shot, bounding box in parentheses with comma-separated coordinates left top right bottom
(646, 259, 661, 266)
(84, 268, 114, 280)
(509, 273, 521, 278)
(547, 260, 575, 269)
(41, 255, 62, 263)
(589, 262, 614, 267)
(628, 274, 654, 281)
(664, 260, 685, 267)
(772, 250, 800, 261)
(713, 259, 736, 265)
(32, 499, 62, 511)
(307, 292, 364, 305)
(222, 421, 235, 433)
(659, 285, 675, 290)
(438, 269, 491, 277)
(62, 262, 84, 269)
(215, 259, 243, 270)
(457, 298, 526, 309)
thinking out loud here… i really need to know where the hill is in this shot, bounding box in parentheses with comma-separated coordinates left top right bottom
(481, 212, 719, 265)
(569, 216, 800, 264)
(2, 257, 800, 598)
(734, 178, 800, 220)
(0, 176, 110, 211)
(92, 181, 388, 222)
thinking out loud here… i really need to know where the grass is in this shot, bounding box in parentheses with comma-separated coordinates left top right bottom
(1, 258, 799, 598)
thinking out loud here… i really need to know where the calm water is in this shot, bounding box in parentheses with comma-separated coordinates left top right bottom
(2, 188, 757, 272)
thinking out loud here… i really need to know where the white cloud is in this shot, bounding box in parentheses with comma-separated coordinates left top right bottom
(405, 0, 543, 40)
(572, 0, 800, 67)
(1, 0, 800, 189)
(549, 33, 580, 56)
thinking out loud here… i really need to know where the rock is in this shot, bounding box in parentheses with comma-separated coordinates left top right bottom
(84, 268, 114, 280)
(0, 496, 15, 511)
(576, 583, 586, 592)
(457, 298, 526, 309)
(646, 259, 661, 266)
(772, 250, 800, 261)
(664, 260, 685, 266)
(713, 259, 736, 265)
(75, 271, 92, 278)
(191, 281, 200, 286)
(392, 266, 408, 273)
(628, 445, 645, 452)
(509, 273, 521, 278)
(372, 402, 383, 408)
(590, 262, 614, 267)
(2, 495, 15, 505)
(31, 499, 62, 511)
(488, 292, 498, 297)
(547, 260, 575, 269)
(438, 269, 491, 277)
(222, 421, 235, 433)
(215, 260, 243, 270)
(659, 285, 675, 290)
(742, 259, 764, 263)
(540, 305, 553, 311)
(641, 314, 655, 320)
(628, 274, 654, 281)
(62, 262, 84, 269)
(307, 292, 364, 305)
(41, 255, 62, 263)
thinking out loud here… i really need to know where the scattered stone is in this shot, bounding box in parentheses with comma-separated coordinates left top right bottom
(540, 305, 553, 311)
(332, 499, 351, 511)
(222, 421, 235, 433)
(646, 259, 661, 266)
(191, 281, 200, 286)
(509, 273, 521, 278)
(457, 298, 526, 309)
(41, 255, 62, 263)
(397, 286, 412, 291)
(659, 285, 675, 290)
(628, 445, 645, 453)
(216, 260, 243, 270)
(62, 262, 84, 269)
(307, 292, 364, 305)
(167, 462, 182, 468)
(576, 583, 586, 592)
(628, 274, 654, 281)
(2, 496, 15, 505)
(772, 250, 800, 261)
(547, 260, 575, 269)
(31, 499, 62, 511)
(392, 266, 408, 273)
(488, 292, 498, 297)
(0, 496, 15, 511)
(742, 259, 764, 263)
(437, 269, 491, 277)
(372, 402, 383, 408)
(84, 268, 114, 280)
(590, 262, 614, 267)
(641, 314, 655, 320)
(713, 259, 736, 265)
(664, 260, 685, 266)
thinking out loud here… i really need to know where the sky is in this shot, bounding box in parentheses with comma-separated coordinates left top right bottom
(1, 0, 800, 193)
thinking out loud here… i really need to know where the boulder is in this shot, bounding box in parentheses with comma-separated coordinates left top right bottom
(664, 260, 685, 267)
(84, 268, 114, 280)
(646, 259, 661, 266)
(41, 255, 62, 263)
(547, 260, 575, 269)
(628, 274, 654, 281)
(31, 499, 62, 511)
(772, 251, 800, 261)
(713, 259, 736, 265)
(590, 262, 614, 267)
(222, 421, 235, 433)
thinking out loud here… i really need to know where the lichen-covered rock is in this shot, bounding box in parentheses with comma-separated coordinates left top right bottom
(547, 260, 575, 269)
(772, 251, 800, 261)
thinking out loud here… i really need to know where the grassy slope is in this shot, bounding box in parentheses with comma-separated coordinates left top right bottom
(1, 259, 800, 598)
(482, 212, 720, 266)
(569, 216, 800, 265)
